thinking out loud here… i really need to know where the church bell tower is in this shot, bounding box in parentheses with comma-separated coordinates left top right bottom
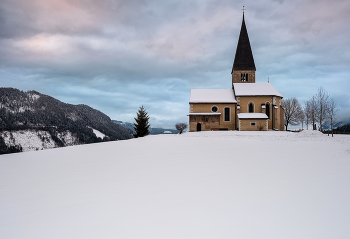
(232, 12, 256, 86)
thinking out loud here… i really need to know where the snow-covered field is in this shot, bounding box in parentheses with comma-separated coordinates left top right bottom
(0, 130, 349, 239)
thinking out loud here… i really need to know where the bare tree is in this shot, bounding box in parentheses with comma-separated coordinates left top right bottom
(281, 98, 304, 131)
(308, 96, 318, 130)
(315, 87, 330, 132)
(300, 110, 305, 130)
(304, 100, 311, 130)
(328, 99, 338, 137)
(175, 123, 187, 134)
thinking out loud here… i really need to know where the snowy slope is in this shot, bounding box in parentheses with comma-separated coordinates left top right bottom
(0, 131, 350, 239)
(1, 130, 57, 151)
(1, 130, 79, 151)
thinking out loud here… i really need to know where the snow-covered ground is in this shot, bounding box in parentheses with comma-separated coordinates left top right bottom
(0, 130, 349, 239)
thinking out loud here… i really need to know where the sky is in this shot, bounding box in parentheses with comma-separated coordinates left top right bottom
(1, 0, 350, 129)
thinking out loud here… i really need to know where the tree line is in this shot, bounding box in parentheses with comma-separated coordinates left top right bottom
(282, 87, 338, 133)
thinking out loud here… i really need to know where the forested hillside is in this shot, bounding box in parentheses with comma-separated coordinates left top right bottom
(334, 124, 350, 133)
(0, 88, 132, 154)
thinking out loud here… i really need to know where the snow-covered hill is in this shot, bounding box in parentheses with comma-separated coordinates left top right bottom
(0, 130, 79, 152)
(0, 130, 350, 239)
(0, 87, 133, 154)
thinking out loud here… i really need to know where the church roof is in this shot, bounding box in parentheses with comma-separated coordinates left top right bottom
(237, 113, 268, 119)
(233, 82, 283, 97)
(189, 89, 237, 103)
(232, 14, 256, 72)
(188, 113, 221, 116)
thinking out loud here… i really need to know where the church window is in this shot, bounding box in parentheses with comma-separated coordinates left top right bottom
(249, 103, 254, 113)
(211, 106, 218, 112)
(224, 107, 230, 121)
(240, 73, 249, 82)
(266, 103, 270, 119)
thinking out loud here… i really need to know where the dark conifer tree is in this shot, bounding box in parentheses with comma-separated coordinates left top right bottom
(133, 106, 150, 138)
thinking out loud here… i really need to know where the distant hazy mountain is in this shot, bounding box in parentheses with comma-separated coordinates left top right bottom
(112, 120, 179, 135)
(322, 119, 350, 130)
(0, 88, 132, 154)
(333, 123, 350, 133)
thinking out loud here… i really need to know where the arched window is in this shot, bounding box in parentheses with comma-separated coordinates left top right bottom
(249, 103, 254, 113)
(266, 103, 270, 119)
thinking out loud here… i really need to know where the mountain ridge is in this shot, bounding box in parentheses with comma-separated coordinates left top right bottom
(0, 87, 132, 154)
(112, 120, 179, 135)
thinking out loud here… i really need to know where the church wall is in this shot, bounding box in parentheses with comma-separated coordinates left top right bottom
(236, 96, 284, 130)
(189, 103, 236, 131)
(189, 115, 220, 132)
(273, 97, 284, 131)
(237, 96, 273, 113)
(280, 106, 285, 131)
(239, 119, 268, 131)
(232, 70, 256, 84)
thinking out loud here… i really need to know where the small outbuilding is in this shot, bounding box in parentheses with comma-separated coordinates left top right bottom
(237, 113, 268, 131)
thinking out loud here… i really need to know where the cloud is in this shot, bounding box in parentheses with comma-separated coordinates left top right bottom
(1, 0, 350, 128)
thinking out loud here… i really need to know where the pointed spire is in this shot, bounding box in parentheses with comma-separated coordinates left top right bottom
(232, 14, 256, 72)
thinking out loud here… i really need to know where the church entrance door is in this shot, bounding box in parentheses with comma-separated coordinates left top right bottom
(197, 123, 201, 131)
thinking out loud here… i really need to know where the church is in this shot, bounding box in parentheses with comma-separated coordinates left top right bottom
(188, 13, 284, 131)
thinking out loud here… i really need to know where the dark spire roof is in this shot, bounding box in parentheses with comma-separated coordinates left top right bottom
(232, 14, 256, 72)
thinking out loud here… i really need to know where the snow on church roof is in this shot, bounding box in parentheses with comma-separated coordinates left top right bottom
(237, 113, 268, 119)
(233, 82, 283, 97)
(188, 113, 221, 116)
(189, 89, 237, 103)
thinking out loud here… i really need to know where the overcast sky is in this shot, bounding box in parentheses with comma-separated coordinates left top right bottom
(1, 0, 349, 128)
